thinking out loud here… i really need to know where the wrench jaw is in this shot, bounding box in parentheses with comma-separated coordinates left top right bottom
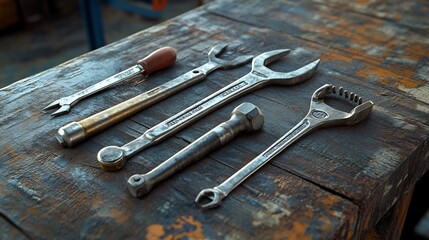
(251, 49, 290, 74)
(307, 84, 374, 128)
(195, 187, 225, 209)
(250, 49, 320, 86)
(97, 146, 126, 171)
(127, 174, 153, 198)
(208, 43, 228, 60)
(269, 59, 321, 86)
(43, 99, 72, 116)
(51, 105, 71, 116)
(346, 101, 374, 125)
(43, 99, 60, 111)
(208, 44, 253, 70)
(43, 95, 79, 116)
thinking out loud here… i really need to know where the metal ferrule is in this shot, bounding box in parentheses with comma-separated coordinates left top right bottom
(56, 122, 86, 147)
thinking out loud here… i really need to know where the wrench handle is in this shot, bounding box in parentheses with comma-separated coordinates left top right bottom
(138, 46, 177, 75)
(132, 128, 224, 197)
(122, 75, 263, 157)
(217, 118, 313, 195)
(66, 65, 143, 106)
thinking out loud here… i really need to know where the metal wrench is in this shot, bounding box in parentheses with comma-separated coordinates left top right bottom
(55, 44, 253, 147)
(127, 102, 264, 198)
(44, 46, 177, 116)
(97, 49, 320, 171)
(195, 84, 374, 208)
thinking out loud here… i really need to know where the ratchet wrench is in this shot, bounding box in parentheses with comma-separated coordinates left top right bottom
(195, 84, 374, 208)
(44, 46, 177, 116)
(97, 49, 320, 171)
(56, 44, 253, 147)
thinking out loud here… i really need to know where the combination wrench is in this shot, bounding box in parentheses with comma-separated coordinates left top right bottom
(195, 84, 374, 208)
(44, 46, 177, 116)
(97, 49, 320, 171)
(127, 102, 264, 198)
(55, 44, 253, 147)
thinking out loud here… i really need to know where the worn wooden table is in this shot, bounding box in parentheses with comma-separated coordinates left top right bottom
(1, 0, 428, 239)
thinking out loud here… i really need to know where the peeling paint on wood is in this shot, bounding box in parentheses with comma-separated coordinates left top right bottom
(1, 0, 428, 239)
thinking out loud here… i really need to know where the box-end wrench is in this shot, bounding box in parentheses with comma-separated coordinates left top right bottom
(55, 44, 253, 147)
(195, 84, 374, 208)
(97, 49, 320, 171)
(127, 102, 264, 198)
(44, 46, 177, 116)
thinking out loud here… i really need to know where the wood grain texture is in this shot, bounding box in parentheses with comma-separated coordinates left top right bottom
(365, 186, 414, 239)
(0, 214, 30, 240)
(0, 0, 428, 239)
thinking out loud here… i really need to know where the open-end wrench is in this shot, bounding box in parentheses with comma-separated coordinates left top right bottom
(195, 84, 374, 208)
(127, 102, 264, 198)
(55, 44, 253, 147)
(97, 49, 320, 171)
(44, 46, 177, 116)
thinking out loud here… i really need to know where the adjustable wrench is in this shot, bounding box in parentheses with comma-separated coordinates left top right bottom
(55, 44, 253, 147)
(97, 49, 320, 171)
(127, 102, 264, 198)
(44, 46, 177, 116)
(195, 84, 374, 208)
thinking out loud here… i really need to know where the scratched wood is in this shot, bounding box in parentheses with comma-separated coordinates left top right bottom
(365, 186, 414, 239)
(1, 0, 428, 239)
(0, 216, 29, 240)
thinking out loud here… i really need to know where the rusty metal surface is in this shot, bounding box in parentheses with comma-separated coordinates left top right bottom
(1, 0, 428, 239)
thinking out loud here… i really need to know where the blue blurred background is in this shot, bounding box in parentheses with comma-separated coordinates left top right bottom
(0, 0, 202, 88)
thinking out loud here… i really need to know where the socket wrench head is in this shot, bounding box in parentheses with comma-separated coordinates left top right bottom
(231, 102, 264, 132)
(97, 146, 125, 171)
(127, 174, 153, 198)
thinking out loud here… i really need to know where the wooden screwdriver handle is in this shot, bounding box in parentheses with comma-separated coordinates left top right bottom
(138, 46, 177, 75)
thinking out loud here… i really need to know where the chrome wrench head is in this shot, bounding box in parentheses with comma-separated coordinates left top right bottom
(250, 49, 320, 85)
(195, 187, 225, 209)
(43, 98, 73, 116)
(206, 43, 253, 70)
(308, 84, 374, 128)
(97, 145, 127, 171)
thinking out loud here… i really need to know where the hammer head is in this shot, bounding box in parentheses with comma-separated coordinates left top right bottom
(231, 102, 264, 131)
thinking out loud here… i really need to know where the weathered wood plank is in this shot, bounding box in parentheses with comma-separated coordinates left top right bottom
(207, 0, 429, 105)
(1, 0, 428, 239)
(364, 186, 414, 240)
(1, 124, 358, 239)
(311, 0, 429, 31)
(0, 212, 30, 240)
(0, 5, 359, 240)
